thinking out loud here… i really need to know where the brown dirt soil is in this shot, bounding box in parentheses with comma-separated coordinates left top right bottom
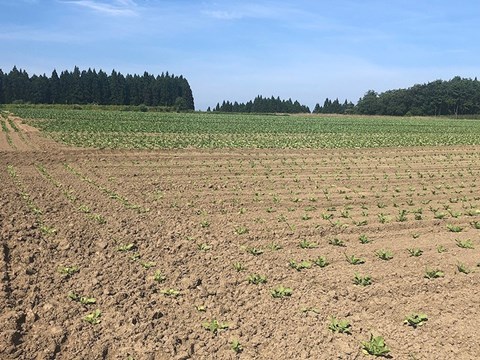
(1, 116, 480, 359)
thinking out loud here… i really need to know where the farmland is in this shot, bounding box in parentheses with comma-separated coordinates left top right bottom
(1, 108, 480, 359)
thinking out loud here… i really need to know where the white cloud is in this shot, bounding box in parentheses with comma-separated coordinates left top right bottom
(62, 0, 139, 16)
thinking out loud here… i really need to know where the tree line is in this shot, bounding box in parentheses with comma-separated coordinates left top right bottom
(0, 66, 194, 110)
(210, 95, 310, 114)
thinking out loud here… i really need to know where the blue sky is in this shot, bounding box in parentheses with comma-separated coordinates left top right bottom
(1, 0, 480, 110)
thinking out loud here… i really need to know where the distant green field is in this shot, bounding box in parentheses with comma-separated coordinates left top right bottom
(9, 107, 480, 149)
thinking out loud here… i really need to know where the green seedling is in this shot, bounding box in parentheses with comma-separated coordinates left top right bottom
(40, 225, 57, 235)
(321, 213, 333, 220)
(434, 211, 448, 219)
(235, 226, 248, 235)
(195, 305, 206, 312)
(359, 234, 372, 244)
(345, 254, 365, 265)
(301, 214, 312, 221)
(397, 209, 408, 222)
(412, 233, 420, 239)
(117, 243, 136, 252)
(313, 256, 329, 268)
(161, 289, 180, 297)
(68, 292, 96, 305)
(141, 261, 156, 269)
(299, 239, 318, 249)
(301, 307, 321, 314)
(447, 224, 463, 233)
(404, 313, 428, 328)
(200, 220, 210, 228)
(247, 274, 267, 284)
(456, 239, 474, 249)
(437, 245, 447, 253)
(329, 238, 346, 247)
(202, 319, 229, 334)
(233, 262, 246, 272)
(153, 270, 166, 283)
(407, 248, 423, 257)
(246, 247, 264, 256)
(328, 317, 352, 334)
(84, 309, 101, 325)
(88, 213, 106, 224)
(457, 263, 471, 274)
(271, 285, 293, 298)
(375, 249, 393, 261)
(289, 260, 313, 271)
(353, 273, 372, 286)
(465, 209, 480, 216)
(59, 266, 79, 277)
(78, 205, 91, 213)
(231, 339, 243, 353)
(377, 213, 389, 224)
(472, 221, 480, 229)
(362, 334, 390, 356)
(424, 269, 444, 279)
(268, 242, 282, 251)
(197, 243, 211, 251)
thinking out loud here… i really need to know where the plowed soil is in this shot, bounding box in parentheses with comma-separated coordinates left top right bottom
(1, 114, 480, 359)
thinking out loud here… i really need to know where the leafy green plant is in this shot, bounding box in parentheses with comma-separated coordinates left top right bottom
(375, 249, 393, 261)
(345, 254, 365, 265)
(437, 245, 447, 253)
(353, 273, 372, 286)
(84, 309, 102, 324)
(456, 239, 474, 249)
(161, 289, 180, 297)
(289, 260, 313, 271)
(471, 221, 480, 229)
(362, 334, 390, 356)
(424, 268, 444, 279)
(446, 224, 463, 233)
(397, 209, 408, 222)
(328, 317, 352, 334)
(359, 234, 372, 244)
(68, 292, 96, 305)
(141, 261, 156, 269)
(377, 213, 390, 224)
(202, 319, 229, 334)
(231, 339, 243, 353)
(299, 239, 318, 249)
(457, 263, 471, 274)
(235, 226, 248, 235)
(117, 243, 136, 252)
(407, 248, 423, 257)
(404, 313, 428, 328)
(268, 242, 282, 251)
(271, 285, 293, 298)
(153, 270, 166, 283)
(247, 273, 267, 284)
(59, 266, 79, 277)
(197, 243, 211, 251)
(329, 238, 346, 247)
(313, 256, 329, 268)
(233, 262, 246, 272)
(245, 246, 264, 256)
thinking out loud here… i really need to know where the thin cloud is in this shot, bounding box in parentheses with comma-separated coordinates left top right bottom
(62, 0, 139, 16)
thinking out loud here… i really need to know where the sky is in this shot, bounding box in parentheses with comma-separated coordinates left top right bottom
(1, 0, 480, 110)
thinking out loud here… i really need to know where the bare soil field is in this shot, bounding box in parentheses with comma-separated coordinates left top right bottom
(1, 115, 480, 359)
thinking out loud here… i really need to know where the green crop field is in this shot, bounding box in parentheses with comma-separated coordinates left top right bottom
(8, 107, 480, 149)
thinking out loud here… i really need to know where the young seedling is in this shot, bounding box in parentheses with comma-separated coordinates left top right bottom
(161, 289, 180, 297)
(424, 268, 444, 279)
(447, 224, 463, 233)
(437, 245, 447, 253)
(268, 242, 282, 251)
(299, 239, 318, 249)
(271, 285, 293, 298)
(68, 292, 96, 305)
(195, 305, 206, 312)
(375, 249, 393, 261)
(471, 221, 480, 229)
(359, 234, 372, 244)
(141, 261, 156, 269)
(197, 243, 211, 251)
(84, 309, 102, 325)
(329, 238, 346, 247)
(59, 266, 79, 278)
(289, 260, 313, 271)
(202, 320, 229, 334)
(247, 274, 267, 284)
(117, 243, 136, 252)
(231, 339, 243, 353)
(457, 263, 471, 274)
(353, 273, 372, 286)
(397, 209, 408, 222)
(233, 262, 246, 272)
(456, 239, 474, 249)
(246, 246, 264, 256)
(345, 254, 365, 265)
(153, 270, 166, 283)
(404, 313, 428, 328)
(328, 317, 352, 334)
(407, 248, 423, 257)
(362, 334, 390, 356)
(235, 226, 248, 235)
(313, 256, 329, 268)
